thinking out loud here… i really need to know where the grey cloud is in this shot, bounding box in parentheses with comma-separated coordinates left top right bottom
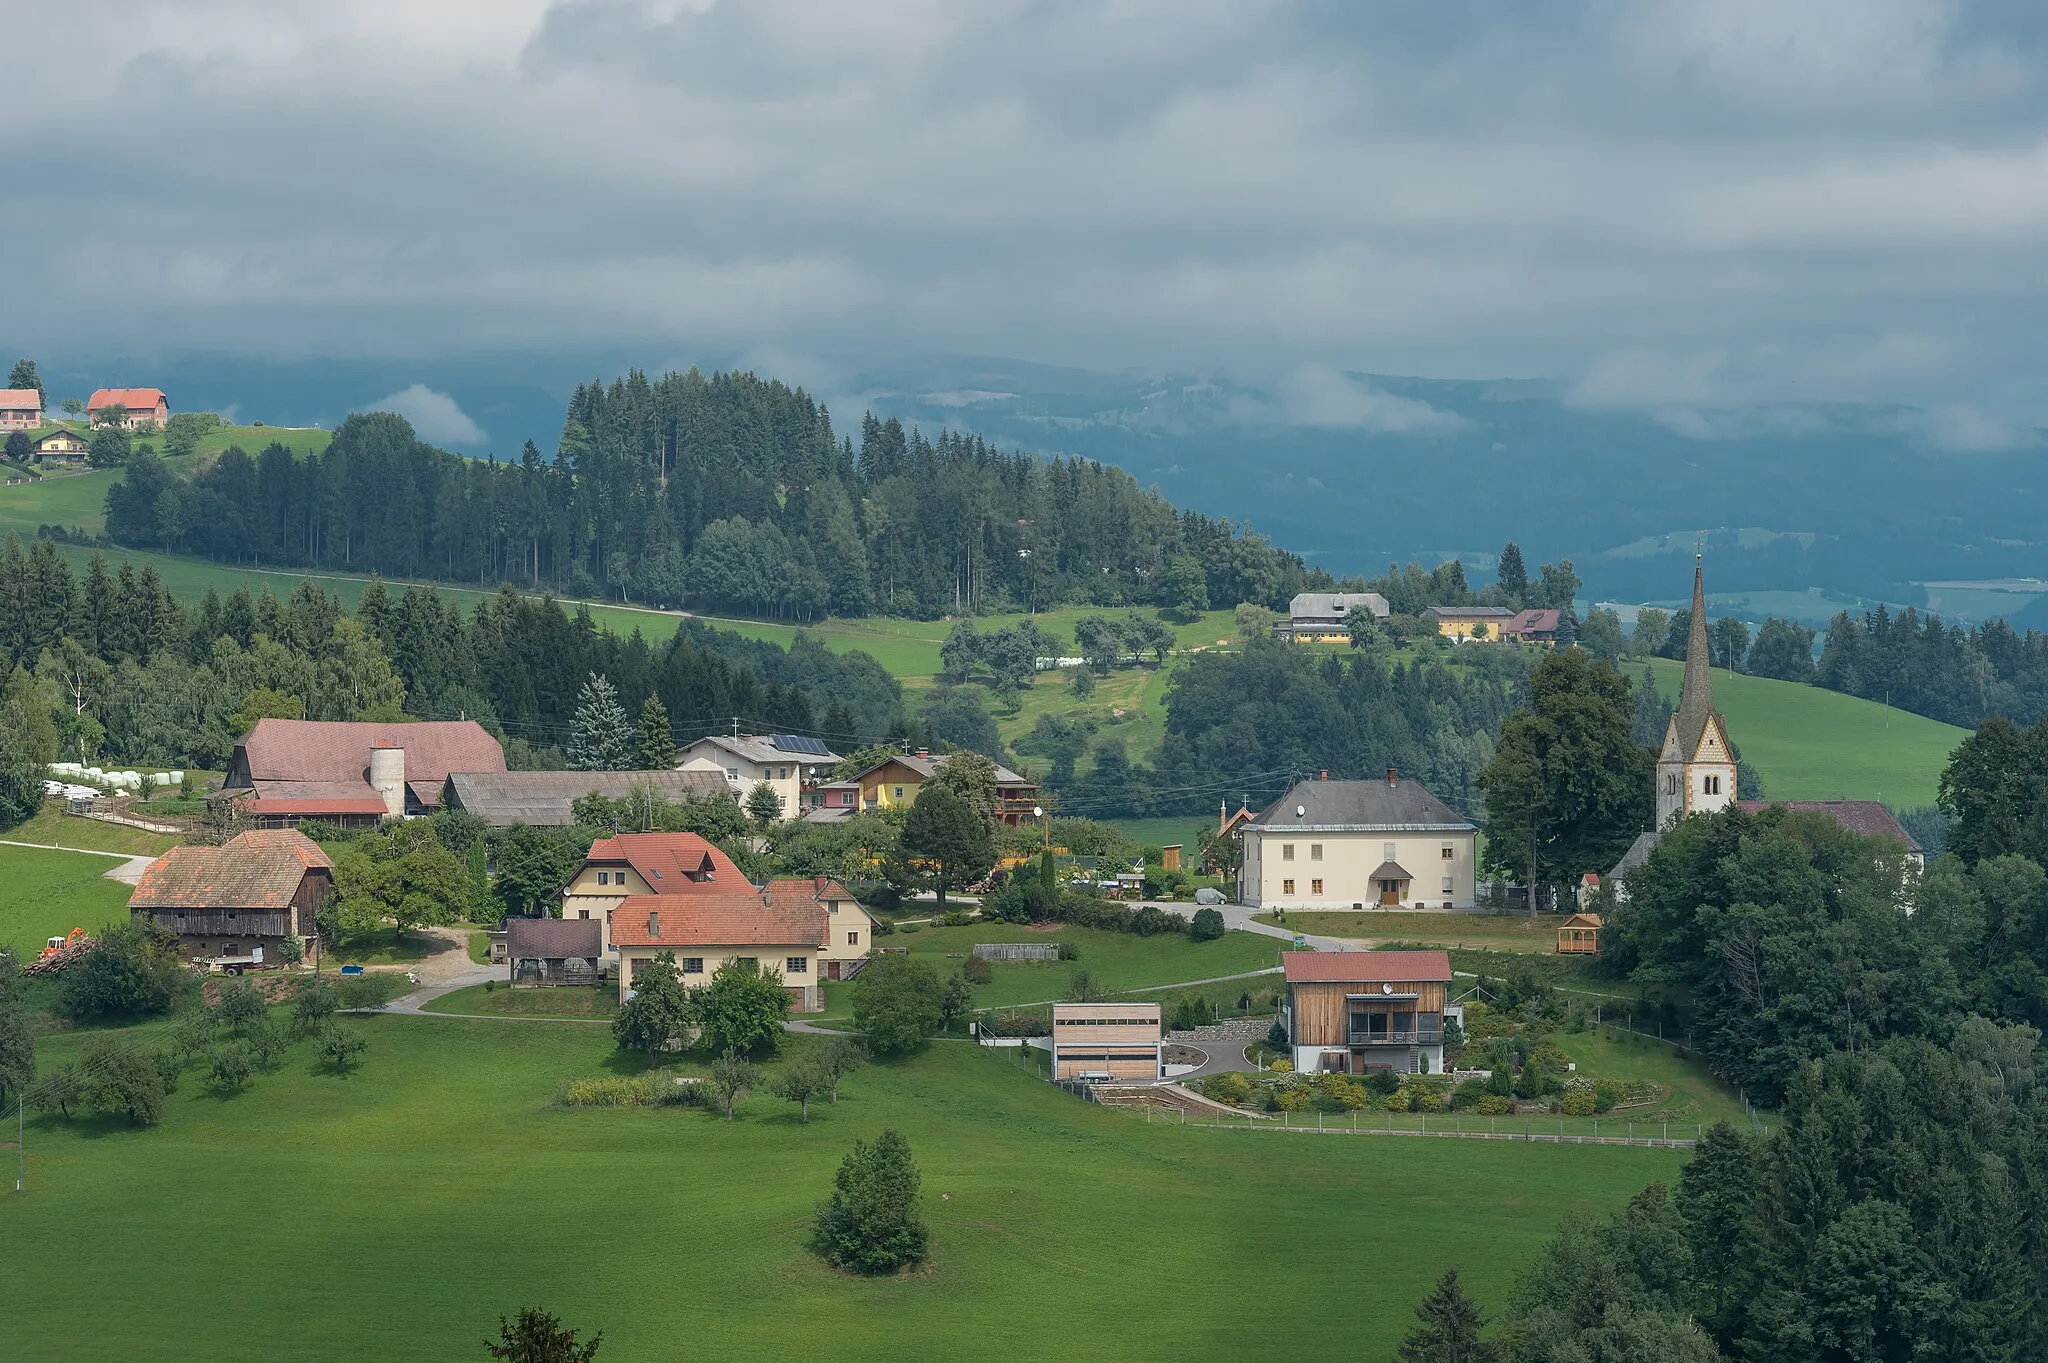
(371, 385, 487, 445)
(2, 0, 2045, 431)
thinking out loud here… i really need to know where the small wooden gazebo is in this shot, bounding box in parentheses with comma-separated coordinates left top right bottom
(1556, 912, 1604, 955)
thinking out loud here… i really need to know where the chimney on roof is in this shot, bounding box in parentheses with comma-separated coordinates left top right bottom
(647, 911, 660, 937)
(1386, 768, 1398, 787)
(815, 874, 826, 893)
(916, 748, 930, 759)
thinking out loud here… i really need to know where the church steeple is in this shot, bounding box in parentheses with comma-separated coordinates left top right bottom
(1674, 555, 1715, 757)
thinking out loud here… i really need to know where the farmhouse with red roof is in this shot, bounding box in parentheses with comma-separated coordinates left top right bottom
(86, 387, 169, 429)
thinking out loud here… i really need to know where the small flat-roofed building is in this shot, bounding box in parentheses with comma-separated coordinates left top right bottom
(1282, 950, 1456, 1076)
(1050, 1002, 1162, 1081)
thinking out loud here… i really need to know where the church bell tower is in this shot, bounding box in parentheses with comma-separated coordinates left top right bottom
(1656, 556, 1736, 828)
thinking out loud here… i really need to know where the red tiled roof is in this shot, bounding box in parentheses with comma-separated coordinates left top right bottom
(0, 389, 40, 409)
(608, 893, 826, 949)
(130, 845, 321, 910)
(1282, 950, 1453, 984)
(87, 388, 167, 412)
(1507, 608, 1562, 635)
(224, 827, 334, 870)
(586, 832, 744, 888)
(233, 718, 503, 810)
(1734, 800, 1921, 853)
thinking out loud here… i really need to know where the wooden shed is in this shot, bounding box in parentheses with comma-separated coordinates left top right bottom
(506, 917, 603, 986)
(1556, 913, 1603, 955)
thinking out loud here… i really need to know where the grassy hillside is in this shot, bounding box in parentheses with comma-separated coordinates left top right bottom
(2, 1015, 1681, 1362)
(0, 844, 136, 959)
(1642, 659, 1964, 808)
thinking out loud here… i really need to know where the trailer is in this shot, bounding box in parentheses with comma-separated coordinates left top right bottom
(202, 945, 266, 976)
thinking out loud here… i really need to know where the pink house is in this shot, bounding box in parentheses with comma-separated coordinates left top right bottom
(0, 389, 41, 431)
(86, 388, 169, 430)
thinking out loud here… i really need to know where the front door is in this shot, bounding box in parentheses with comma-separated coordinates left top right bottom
(1378, 879, 1402, 906)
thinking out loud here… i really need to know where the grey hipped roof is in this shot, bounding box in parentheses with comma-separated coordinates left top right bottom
(444, 769, 731, 826)
(506, 916, 602, 961)
(1249, 776, 1474, 833)
(1289, 591, 1390, 623)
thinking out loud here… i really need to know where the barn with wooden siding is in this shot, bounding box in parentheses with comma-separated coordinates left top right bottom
(506, 917, 603, 986)
(1282, 950, 1456, 1076)
(127, 829, 333, 963)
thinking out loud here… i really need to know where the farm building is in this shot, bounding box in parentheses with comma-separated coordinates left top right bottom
(32, 428, 88, 462)
(1556, 913, 1603, 955)
(127, 828, 332, 963)
(1237, 770, 1477, 910)
(506, 917, 603, 985)
(1275, 591, 1390, 643)
(609, 893, 829, 1012)
(1050, 1003, 1162, 1081)
(221, 718, 504, 826)
(0, 389, 42, 430)
(86, 387, 169, 429)
(442, 768, 729, 827)
(1280, 950, 1457, 1076)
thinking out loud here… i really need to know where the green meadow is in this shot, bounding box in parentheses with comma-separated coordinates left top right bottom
(1643, 658, 1965, 808)
(1, 1015, 1683, 1362)
(0, 844, 135, 961)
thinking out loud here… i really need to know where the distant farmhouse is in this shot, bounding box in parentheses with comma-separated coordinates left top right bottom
(851, 750, 1038, 824)
(1422, 604, 1514, 641)
(0, 389, 42, 431)
(221, 718, 505, 827)
(1503, 607, 1563, 645)
(1275, 591, 1389, 643)
(31, 428, 88, 462)
(128, 828, 332, 963)
(1238, 771, 1477, 910)
(675, 733, 841, 821)
(86, 387, 169, 430)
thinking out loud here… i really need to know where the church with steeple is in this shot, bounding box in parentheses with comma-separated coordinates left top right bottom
(1655, 558, 1735, 828)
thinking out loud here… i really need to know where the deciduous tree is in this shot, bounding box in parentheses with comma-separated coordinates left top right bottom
(708, 1047, 763, 1120)
(694, 957, 788, 1056)
(850, 954, 945, 1054)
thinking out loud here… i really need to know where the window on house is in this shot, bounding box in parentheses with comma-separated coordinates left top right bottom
(595, 870, 608, 885)
(847, 931, 860, 945)
(726, 767, 740, 780)
(1441, 845, 1454, 859)
(682, 957, 704, 974)
(786, 956, 808, 973)
(1309, 844, 1322, 861)
(1311, 878, 1323, 895)
(578, 909, 590, 920)
(1704, 775, 1721, 795)
(1282, 844, 1295, 861)
(1441, 876, 1454, 894)
(894, 786, 905, 800)
(1282, 879, 1295, 895)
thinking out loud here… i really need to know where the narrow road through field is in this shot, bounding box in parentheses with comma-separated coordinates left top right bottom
(0, 838, 159, 884)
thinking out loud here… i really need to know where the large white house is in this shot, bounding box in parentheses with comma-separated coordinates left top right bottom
(1238, 771, 1478, 910)
(674, 733, 841, 820)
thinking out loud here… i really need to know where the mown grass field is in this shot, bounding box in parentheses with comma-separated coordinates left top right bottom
(1643, 658, 1964, 807)
(819, 923, 1283, 1021)
(1, 1015, 1684, 1362)
(4, 802, 182, 857)
(1254, 911, 1571, 955)
(0, 844, 136, 960)
(423, 982, 618, 1018)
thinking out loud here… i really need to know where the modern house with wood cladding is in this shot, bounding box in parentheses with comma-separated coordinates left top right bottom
(1281, 950, 1458, 1076)
(1050, 1002, 1162, 1081)
(1238, 771, 1477, 910)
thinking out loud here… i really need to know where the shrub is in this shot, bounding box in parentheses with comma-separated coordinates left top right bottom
(1560, 1086, 1598, 1116)
(898, 922, 920, 934)
(1316, 1072, 1367, 1111)
(1593, 1077, 1628, 1113)
(1056, 941, 1079, 961)
(1451, 1077, 1489, 1110)
(58, 922, 187, 1022)
(335, 973, 400, 1010)
(1383, 1087, 1413, 1112)
(1273, 1084, 1310, 1112)
(1269, 1057, 1294, 1073)
(869, 917, 896, 937)
(1476, 1094, 1514, 1116)
(1362, 1068, 1402, 1097)
(1189, 907, 1226, 941)
(561, 1073, 698, 1108)
(962, 955, 994, 985)
(1266, 1020, 1289, 1052)
(938, 909, 973, 927)
(1201, 1071, 1255, 1106)
(1414, 1087, 1446, 1113)
(812, 1129, 930, 1275)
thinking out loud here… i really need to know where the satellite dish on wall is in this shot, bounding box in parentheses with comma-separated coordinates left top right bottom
(1382, 983, 1393, 995)
(1295, 805, 1306, 817)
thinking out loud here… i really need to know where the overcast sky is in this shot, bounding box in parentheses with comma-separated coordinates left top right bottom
(9, 0, 2047, 434)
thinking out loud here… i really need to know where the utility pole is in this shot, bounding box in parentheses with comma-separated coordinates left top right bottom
(15, 1094, 22, 1193)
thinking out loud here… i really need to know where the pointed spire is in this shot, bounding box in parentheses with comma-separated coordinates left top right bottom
(1675, 552, 1715, 755)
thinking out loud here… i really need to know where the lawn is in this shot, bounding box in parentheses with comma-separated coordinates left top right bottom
(1256, 911, 1571, 954)
(423, 983, 618, 1019)
(0, 844, 136, 960)
(322, 927, 441, 968)
(1643, 658, 1964, 808)
(833, 923, 1283, 1019)
(1, 1016, 1683, 1362)
(4, 801, 182, 857)
(1551, 1027, 1752, 1128)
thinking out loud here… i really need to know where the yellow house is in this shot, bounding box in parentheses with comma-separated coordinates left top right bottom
(32, 428, 90, 462)
(609, 892, 829, 1012)
(559, 831, 745, 954)
(854, 751, 1039, 824)
(764, 876, 874, 980)
(1423, 605, 1514, 642)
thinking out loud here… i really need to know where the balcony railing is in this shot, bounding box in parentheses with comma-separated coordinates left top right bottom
(1348, 1030, 1443, 1047)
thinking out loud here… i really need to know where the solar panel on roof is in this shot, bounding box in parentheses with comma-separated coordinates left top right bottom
(772, 734, 832, 756)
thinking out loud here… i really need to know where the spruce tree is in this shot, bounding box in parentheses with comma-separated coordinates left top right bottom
(1496, 542, 1528, 606)
(567, 674, 633, 771)
(635, 694, 675, 769)
(1396, 1268, 1501, 1363)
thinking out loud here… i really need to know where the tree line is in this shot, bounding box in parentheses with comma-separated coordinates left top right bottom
(97, 369, 1331, 621)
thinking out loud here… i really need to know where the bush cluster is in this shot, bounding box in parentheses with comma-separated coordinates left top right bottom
(562, 1073, 701, 1108)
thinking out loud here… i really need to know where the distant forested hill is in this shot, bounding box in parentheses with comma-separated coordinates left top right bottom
(100, 369, 1327, 622)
